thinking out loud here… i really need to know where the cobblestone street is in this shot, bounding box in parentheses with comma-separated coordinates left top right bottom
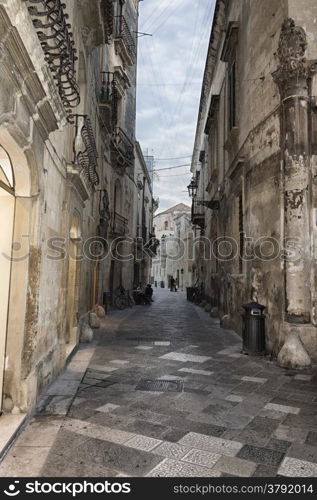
(1, 289, 317, 478)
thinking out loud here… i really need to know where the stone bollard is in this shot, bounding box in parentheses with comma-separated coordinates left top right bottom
(89, 312, 100, 329)
(79, 313, 94, 343)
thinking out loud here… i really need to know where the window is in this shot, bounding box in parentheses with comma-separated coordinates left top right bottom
(164, 221, 168, 230)
(220, 22, 238, 131)
(0, 146, 14, 193)
(239, 192, 244, 273)
(228, 62, 236, 130)
(118, 0, 124, 16)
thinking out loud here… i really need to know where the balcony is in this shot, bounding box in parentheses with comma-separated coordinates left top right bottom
(72, 114, 99, 187)
(100, 72, 115, 107)
(112, 212, 128, 236)
(110, 127, 135, 175)
(191, 199, 205, 230)
(101, 0, 115, 43)
(114, 15, 137, 66)
(99, 72, 116, 131)
(148, 233, 160, 256)
(24, 0, 80, 119)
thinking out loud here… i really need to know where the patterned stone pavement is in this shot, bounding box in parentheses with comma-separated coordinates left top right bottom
(1, 288, 317, 477)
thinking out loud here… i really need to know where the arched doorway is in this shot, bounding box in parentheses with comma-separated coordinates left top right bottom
(0, 146, 15, 412)
(66, 214, 82, 352)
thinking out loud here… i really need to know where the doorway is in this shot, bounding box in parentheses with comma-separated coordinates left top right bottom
(0, 147, 15, 412)
(66, 214, 81, 351)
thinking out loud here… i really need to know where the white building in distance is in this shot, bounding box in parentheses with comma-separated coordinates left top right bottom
(151, 203, 193, 290)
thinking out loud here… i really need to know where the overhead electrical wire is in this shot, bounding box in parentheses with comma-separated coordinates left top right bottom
(156, 154, 192, 161)
(168, 2, 215, 153)
(137, 0, 215, 195)
(153, 164, 191, 172)
(141, 0, 170, 32)
(157, 172, 192, 178)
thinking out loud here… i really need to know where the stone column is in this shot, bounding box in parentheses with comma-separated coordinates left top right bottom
(273, 18, 317, 324)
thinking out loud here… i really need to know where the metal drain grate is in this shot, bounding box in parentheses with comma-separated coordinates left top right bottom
(135, 378, 183, 392)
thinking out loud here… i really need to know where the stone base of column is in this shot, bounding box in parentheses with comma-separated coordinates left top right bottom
(278, 323, 317, 368)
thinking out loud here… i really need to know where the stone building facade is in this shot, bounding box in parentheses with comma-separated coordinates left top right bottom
(190, 0, 317, 367)
(0, 0, 149, 423)
(192, 0, 317, 365)
(151, 203, 192, 290)
(132, 142, 157, 287)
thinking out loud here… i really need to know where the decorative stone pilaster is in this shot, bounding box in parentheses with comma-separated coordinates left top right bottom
(273, 18, 317, 324)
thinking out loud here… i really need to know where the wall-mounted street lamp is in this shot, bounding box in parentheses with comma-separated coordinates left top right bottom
(187, 179, 198, 198)
(187, 178, 219, 210)
(197, 200, 220, 210)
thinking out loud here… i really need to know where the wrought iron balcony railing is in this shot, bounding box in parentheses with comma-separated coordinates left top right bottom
(112, 212, 128, 236)
(101, 0, 115, 43)
(23, 0, 80, 119)
(191, 198, 205, 229)
(114, 15, 137, 65)
(110, 127, 134, 175)
(100, 72, 115, 106)
(73, 115, 99, 187)
(99, 72, 124, 133)
(146, 233, 160, 256)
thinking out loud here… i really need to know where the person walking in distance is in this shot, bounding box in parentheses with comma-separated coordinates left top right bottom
(145, 283, 154, 303)
(170, 277, 177, 292)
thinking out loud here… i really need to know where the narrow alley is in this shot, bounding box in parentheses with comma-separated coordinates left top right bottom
(1, 289, 317, 478)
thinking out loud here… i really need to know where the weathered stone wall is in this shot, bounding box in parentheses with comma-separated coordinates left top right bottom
(0, 0, 141, 414)
(191, 0, 317, 366)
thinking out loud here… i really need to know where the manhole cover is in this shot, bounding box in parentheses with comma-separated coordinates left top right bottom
(135, 378, 183, 392)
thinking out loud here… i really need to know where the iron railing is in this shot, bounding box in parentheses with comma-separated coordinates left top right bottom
(99, 72, 122, 132)
(101, 0, 114, 43)
(110, 127, 134, 174)
(23, 0, 80, 118)
(146, 233, 160, 255)
(191, 198, 205, 229)
(73, 115, 99, 186)
(115, 15, 137, 63)
(100, 71, 115, 106)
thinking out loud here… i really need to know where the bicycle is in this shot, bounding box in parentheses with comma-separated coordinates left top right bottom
(114, 289, 134, 310)
(192, 283, 204, 305)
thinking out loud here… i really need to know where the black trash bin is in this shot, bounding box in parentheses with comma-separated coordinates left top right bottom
(242, 302, 266, 354)
(186, 287, 194, 301)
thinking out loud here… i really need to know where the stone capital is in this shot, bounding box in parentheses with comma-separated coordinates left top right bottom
(272, 18, 317, 95)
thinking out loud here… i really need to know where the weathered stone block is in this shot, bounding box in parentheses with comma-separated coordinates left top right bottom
(80, 325, 93, 344)
(89, 312, 100, 329)
(92, 304, 106, 318)
(210, 307, 219, 318)
(221, 315, 231, 329)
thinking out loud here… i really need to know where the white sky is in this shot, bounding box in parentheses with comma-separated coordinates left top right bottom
(136, 0, 215, 212)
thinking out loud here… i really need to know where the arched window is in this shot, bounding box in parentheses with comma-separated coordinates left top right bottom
(114, 179, 122, 214)
(164, 221, 168, 230)
(0, 146, 14, 193)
